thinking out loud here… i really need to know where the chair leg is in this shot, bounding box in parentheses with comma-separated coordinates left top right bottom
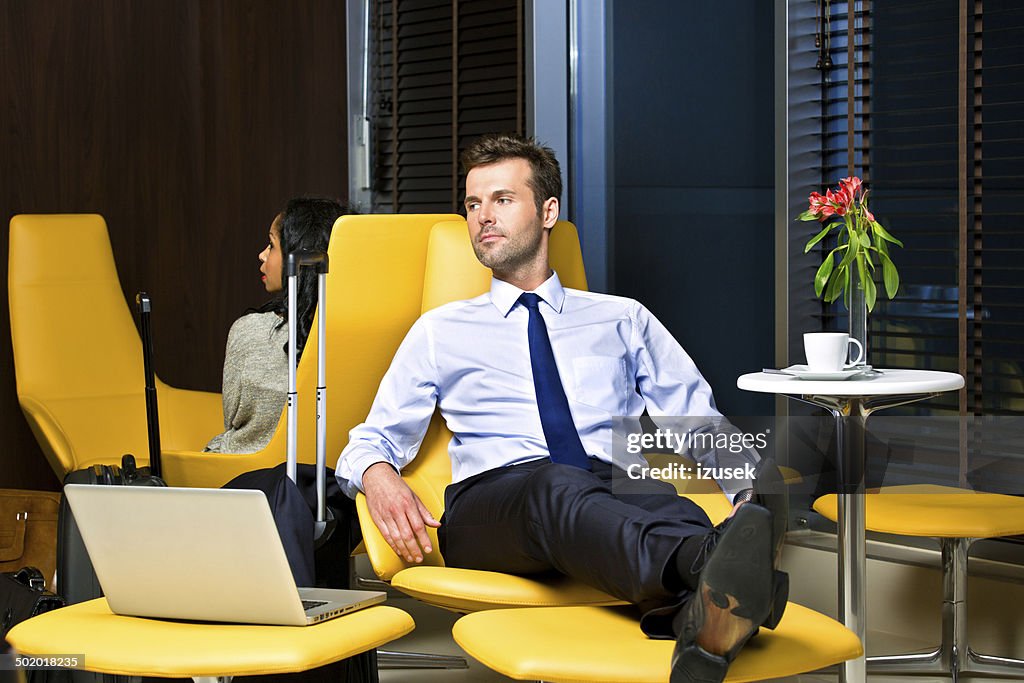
(964, 649, 1024, 677)
(942, 536, 969, 681)
(945, 537, 1024, 680)
(865, 537, 968, 676)
(377, 649, 468, 669)
(867, 536, 1024, 681)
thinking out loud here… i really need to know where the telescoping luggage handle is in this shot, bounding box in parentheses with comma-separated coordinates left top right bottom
(135, 292, 162, 478)
(285, 250, 329, 527)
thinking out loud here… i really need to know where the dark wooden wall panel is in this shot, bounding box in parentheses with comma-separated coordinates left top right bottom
(0, 0, 349, 489)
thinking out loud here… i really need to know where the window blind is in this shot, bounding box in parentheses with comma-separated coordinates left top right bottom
(811, 0, 1024, 416)
(370, 0, 524, 213)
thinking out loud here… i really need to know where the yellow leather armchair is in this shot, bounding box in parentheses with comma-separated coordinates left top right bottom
(351, 218, 862, 681)
(356, 219, 649, 611)
(158, 213, 461, 488)
(8, 214, 222, 478)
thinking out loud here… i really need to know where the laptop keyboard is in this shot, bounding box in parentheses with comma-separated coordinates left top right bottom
(302, 599, 328, 611)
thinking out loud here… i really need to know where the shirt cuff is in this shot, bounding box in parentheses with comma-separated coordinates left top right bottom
(337, 449, 393, 498)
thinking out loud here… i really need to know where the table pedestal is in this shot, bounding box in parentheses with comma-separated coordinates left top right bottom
(791, 392, 943, 683)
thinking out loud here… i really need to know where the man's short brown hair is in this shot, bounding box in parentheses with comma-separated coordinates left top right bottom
(461, 133, 562, 216)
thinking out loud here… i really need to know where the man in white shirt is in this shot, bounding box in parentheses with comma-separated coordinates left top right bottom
(337, 134, 787, 683)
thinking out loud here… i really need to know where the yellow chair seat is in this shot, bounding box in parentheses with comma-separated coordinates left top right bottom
(7, 599, 413, 678)
(452, 603, 863, 683)
(391, 566, 624, 612)
(813, 484, 1024, 538)
(779, 464, 803, 484)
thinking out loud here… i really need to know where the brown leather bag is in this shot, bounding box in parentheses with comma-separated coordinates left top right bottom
(0, 490, 60, 590)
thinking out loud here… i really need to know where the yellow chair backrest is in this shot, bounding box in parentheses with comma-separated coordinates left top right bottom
(8, 214, 223, 475)
(159, 213, 461, 487)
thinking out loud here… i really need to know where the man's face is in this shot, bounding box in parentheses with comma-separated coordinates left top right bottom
(464, 158, 555, 275)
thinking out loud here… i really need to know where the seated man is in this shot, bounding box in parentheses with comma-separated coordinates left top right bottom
(337, 133, 787, 683)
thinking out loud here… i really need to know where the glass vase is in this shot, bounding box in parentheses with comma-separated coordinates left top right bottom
(848, 257, 869, 366)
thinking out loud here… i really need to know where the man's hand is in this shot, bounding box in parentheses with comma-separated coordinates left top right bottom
(362, 462, 441, 563)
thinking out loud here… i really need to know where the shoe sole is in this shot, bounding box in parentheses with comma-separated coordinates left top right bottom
(670, 645, 728, 683)
(763, 569, 789, 630)
(671, 505, 775, 683)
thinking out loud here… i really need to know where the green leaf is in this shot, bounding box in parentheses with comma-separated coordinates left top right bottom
(872, 221, 904, 247)
(858, 258, 878, 311)
(875, 234, 890, 256)
(864, 274, 877, 311)
(814, 253, 835, 296)
(804, 223, 833, 253)
(797, 210, 820, 222)
(825, 265, 846, 303)
(837, 237, 858, 272)
(859, 231, 871, 248)
(881, 253, 900, 298)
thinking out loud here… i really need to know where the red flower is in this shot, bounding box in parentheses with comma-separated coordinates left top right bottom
(808, 191, 830, 216)
(804, 176, 874, 223)
(826, 188, 849, 216)
(840, 176, 863, 199)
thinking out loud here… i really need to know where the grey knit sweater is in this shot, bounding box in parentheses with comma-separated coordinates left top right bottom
(205, 311, 289, 454)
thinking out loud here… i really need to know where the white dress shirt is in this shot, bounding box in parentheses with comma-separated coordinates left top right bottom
(336, 271, 755, 499)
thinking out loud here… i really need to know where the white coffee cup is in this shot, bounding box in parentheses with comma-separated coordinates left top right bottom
(803, 332, 864, 372)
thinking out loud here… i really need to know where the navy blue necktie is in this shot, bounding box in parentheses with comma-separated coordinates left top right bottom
(519, 293, 591, 470)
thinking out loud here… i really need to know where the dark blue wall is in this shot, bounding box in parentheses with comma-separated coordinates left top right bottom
(610, 0, 775, 415)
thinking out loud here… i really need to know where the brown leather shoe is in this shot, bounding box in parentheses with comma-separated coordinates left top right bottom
(670, 504, 779, 683)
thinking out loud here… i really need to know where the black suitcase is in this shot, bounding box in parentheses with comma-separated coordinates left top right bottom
(56, 456, 164, 606)
(54, 294, 165, 683)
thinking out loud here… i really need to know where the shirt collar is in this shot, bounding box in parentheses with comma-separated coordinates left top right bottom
(490, 271, 565, 317)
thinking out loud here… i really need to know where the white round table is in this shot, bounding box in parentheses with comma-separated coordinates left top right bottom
(737, 369, 964, 683)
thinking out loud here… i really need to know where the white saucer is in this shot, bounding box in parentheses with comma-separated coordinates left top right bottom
(780, 365, 869, 381)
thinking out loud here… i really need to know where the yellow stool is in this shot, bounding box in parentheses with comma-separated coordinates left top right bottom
(815, 484, 1024, 680)
(7, 598, 413, 682)
(453, 602, 862, 682)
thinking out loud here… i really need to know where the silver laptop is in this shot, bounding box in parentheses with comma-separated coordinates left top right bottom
(63, 484, 385, 626)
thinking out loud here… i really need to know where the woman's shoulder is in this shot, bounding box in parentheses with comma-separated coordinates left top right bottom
(227, 311, 286, 342)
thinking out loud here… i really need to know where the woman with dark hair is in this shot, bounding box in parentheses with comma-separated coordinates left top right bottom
(205, 197, 349, 453)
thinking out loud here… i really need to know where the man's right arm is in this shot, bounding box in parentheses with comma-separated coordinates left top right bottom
(336, 317, 441, 562)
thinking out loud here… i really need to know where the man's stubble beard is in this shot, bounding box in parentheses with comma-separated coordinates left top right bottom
(473, 216, 545, 273)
